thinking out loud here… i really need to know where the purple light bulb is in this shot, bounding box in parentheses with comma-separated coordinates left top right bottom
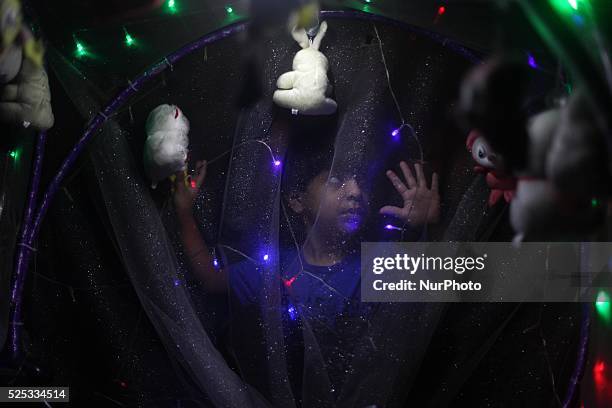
(527, 54, 537, 69)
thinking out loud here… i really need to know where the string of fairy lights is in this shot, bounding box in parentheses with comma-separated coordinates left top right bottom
(5, 0, 587, 70)
(64, 0, 590, 95)
(72, 0, 240, 58)
(68, 0, 454, 60)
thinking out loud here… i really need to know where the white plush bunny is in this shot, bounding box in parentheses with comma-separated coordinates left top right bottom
(273, 20, 337, 116)
(143, 104, 190, 189)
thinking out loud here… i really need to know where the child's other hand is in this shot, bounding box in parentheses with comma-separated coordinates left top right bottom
(173, 160, 207, 218)
(380, 161, 440, 226)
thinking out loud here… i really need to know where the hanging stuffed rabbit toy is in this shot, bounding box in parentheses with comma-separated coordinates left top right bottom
(272, 18, 337, 115)
(0, 0, 53, 130)
(143, 104, 190, 189)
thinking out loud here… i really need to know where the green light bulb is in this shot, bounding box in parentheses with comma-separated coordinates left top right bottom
(9, 150, 18, 160)
(124, 30, 135, 47)
(226, 5, 234, 13)
(550, 0, 592, 18)
(167, 0, 177, 13)
(596, 290, 611, 324)
(73, 35, 88, 57)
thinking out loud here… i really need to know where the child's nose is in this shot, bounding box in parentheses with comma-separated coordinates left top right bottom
(343, 178, 362, 199)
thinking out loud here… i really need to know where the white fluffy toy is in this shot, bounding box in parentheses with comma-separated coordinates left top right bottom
(273, 20, 337, 116)
(143, 104, 190, 189)
(0, 0, 54, 130)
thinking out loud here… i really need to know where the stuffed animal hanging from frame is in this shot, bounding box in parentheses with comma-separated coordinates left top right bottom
(272, 17, 337, 116)
(143, 104, 190, 189)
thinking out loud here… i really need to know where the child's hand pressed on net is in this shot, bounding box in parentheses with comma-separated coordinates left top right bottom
(173, 160, 207, 218)
(380, 161, 440, 226)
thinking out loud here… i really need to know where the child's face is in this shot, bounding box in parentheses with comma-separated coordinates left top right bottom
(301, 170, 369, 237)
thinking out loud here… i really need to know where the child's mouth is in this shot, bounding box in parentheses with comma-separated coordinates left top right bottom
(340, 209, 363, 225)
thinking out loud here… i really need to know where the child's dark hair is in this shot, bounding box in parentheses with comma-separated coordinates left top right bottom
(281, 114, 337, 194)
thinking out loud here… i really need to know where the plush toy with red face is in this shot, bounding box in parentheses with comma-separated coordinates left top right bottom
(466, 129, 517, 207)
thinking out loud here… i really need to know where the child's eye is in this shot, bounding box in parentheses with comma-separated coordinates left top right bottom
(328, 176, 341, 186)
